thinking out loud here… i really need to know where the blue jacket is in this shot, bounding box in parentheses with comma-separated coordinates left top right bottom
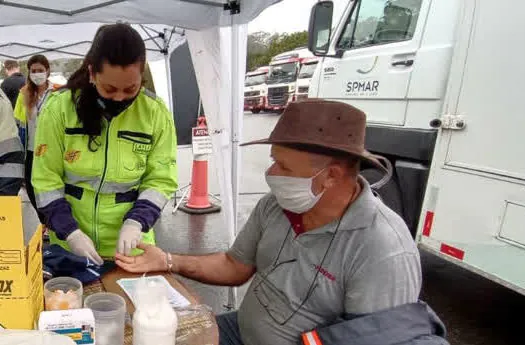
(299, 302, 448, 345)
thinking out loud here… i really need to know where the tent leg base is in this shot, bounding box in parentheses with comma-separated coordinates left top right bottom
(179, 203, 221, 215)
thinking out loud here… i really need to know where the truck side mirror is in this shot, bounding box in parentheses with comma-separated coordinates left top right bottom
(308, 1, 334, 56)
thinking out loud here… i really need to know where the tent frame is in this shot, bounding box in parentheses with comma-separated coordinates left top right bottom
(0, 0, 250, 311)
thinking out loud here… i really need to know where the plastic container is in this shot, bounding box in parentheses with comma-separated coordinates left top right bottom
(44, 277, 83, 311)
(132, 276, 178, 345)
(84, 292, 126, 345)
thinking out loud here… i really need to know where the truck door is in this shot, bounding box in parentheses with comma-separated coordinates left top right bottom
(418, 0, 525, 295)
(316, 0, 431, 125)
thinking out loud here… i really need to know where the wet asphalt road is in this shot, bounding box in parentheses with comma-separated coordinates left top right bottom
(23, 112, 524, 344)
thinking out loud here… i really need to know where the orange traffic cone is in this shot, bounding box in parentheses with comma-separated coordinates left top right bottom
(179, 116, 221, 215)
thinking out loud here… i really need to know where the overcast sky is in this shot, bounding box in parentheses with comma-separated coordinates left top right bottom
(248, 0, 349, 34)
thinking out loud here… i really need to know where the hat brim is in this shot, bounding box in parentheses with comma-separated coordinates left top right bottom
(241, 138, 388, 173)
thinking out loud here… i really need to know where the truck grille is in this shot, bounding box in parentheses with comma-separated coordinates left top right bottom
(298, 86, 309, 94)
(244, 91, 260, 97)
(267, 86, 289, 106)
(245, 98, 260, 106)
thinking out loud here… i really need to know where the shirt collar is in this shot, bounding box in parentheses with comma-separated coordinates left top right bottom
(336, 176, 378, 232)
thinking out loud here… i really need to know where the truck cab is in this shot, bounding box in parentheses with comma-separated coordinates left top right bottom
(244, 66, 269, 114)
(308, 0, 456, 234)
(295, 57, 319, 101)
(266, 48, 313, 112)
(308, 0, 525, 296)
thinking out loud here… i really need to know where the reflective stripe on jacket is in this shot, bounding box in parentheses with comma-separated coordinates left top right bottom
(32, 88, 178, 257)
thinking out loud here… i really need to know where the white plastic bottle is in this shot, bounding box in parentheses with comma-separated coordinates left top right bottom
(132, 277, 178, 345)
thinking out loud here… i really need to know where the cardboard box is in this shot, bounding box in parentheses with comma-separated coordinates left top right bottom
(0, 196, 44, 329)
(38, 308, 95, 345)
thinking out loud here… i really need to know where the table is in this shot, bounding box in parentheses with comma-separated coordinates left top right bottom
(84, 268, 219, 345)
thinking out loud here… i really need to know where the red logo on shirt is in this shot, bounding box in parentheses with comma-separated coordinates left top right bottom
(313, 265, 336, 281)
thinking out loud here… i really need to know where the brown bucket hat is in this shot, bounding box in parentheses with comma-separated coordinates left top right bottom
(241, 98, 386, 172)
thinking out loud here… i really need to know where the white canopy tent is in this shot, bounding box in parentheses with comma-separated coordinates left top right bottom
(0, 0, 283, 307)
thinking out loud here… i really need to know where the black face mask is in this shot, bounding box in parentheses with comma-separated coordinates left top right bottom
(97, 94, 137, 118)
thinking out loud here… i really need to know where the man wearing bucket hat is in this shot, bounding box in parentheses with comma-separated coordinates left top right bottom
(116, 99, 448, 345)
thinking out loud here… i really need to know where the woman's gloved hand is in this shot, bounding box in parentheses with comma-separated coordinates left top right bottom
(66, 229, 104, 265)
(117, 219, 143, 256)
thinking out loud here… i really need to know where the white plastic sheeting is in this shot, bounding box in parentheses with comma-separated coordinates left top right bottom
(187, 23, 247, 252)
(0, 1, 282, 303)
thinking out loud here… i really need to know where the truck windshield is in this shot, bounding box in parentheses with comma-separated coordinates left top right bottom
(245, 74, 267, 86)
(267, 62, 298, 84)
(298, 63, 318, 79)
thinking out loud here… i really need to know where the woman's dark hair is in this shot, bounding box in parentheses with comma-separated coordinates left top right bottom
(66, 23, 146, 151)
(25, 54, 50, 113)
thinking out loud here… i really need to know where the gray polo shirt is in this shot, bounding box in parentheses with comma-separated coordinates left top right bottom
(227, 176, 422, 345)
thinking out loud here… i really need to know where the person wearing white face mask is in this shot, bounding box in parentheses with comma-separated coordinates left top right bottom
(115, 99, 447, 345)
(13, 54, 57, 238)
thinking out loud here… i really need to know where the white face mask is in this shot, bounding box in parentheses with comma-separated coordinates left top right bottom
(30, 72, 47, 86)
(265, 168, 326, 214)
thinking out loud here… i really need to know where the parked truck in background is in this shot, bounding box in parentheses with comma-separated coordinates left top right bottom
(308, 0, 525, 295)
(295, 57, 319, 101)
(244, 66, 269, 114)
(266, 48, 313, 112)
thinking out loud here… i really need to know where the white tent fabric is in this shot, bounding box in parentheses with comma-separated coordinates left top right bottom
(0, 0, 278, 29)
(0, 0, 282, 307)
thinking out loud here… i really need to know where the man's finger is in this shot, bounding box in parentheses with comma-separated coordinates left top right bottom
(116, 259, 140, 273)
(115, 253, 135, 264)
(137, 242, 152, 251)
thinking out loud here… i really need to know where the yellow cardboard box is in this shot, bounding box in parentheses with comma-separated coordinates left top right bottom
(0, 196, 43, 329)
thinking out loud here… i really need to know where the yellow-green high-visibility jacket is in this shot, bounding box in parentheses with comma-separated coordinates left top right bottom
(32, 88, 178, 257)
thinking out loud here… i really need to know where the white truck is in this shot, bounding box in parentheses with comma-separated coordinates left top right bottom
(308, 0, 525, 295)
(266, 48, 313, 112)
(244, 66, 269, 114)
(295, 57, 319, 101)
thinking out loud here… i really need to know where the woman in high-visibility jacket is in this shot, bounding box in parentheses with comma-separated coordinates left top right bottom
(14, 54, 56, 227)
(32, 23, 178, 264)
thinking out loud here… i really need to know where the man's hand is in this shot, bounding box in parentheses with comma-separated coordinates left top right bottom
(115, 243, 167, 273)
(117, 219, 143, 255)
(66, 229, 104, 265)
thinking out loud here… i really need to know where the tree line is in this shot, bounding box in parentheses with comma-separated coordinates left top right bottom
(246, 31, 309, 72)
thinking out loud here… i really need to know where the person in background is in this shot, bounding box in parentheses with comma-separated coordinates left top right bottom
(1, 60, 26, 108)
(14, 54, 55, 233)
(0, 88, 24, 195)
(115, 100, 448, 345)
(32, 23, 177, 265)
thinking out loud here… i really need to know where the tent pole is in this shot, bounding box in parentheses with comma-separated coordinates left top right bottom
(225, 20, 244, 311)
(163, 29, 174, 114)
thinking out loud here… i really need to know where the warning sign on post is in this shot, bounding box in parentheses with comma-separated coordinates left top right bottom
(192, 127, 213, 155)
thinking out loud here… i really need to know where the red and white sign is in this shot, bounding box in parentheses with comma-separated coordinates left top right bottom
(192, 127, 213, 155)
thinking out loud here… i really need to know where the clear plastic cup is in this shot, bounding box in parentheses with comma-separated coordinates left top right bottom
(84, 292, 126, 345)
(44, 276, 83, 311)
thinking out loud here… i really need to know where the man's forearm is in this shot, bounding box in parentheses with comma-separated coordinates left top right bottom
(171, 252, 254, 286)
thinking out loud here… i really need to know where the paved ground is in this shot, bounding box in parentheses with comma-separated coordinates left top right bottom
(23, 112, 524, 344)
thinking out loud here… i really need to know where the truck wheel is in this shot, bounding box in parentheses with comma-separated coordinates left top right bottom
(251, 109, 261, 114)
(360, 168, 406, 231)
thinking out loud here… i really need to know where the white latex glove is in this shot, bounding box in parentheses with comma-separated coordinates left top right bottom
(66, 229, 104, 265)
(117, 219, 143, 255)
